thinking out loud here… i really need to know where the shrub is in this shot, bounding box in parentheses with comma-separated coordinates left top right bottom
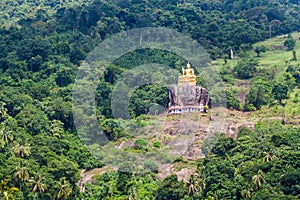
(153, 141, 161, 148)
(144, 160, 158, 173)
(234, 58, 258, 79)
(134, 138, 148, 150)
(284, 34, 296, 51)
(243, 103, 256, 111)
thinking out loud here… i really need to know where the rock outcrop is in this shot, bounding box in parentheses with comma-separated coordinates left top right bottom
(168, 85, 209, 108)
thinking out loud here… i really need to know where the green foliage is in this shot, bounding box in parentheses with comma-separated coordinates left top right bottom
(15, 104, 50, 135)
(153, 141, 161, 148)
(272, 82, 289, 104)
(155, 174, 188, 200)
(226, 90, 242, 110)
(292, 50, 297, 61)
(255, 45, 268, 57)
(287, 64, 300, 86)
(284, 34, 296, 51)
(143, 160, 159, 173)
(117, 163, 133, 194)
(243, 103, 257, 111)
(129, 84, 168, 117)
(234, 58, 258, 79)
(204, 105, 209, 113)
(199, 123, 300, 199)
(0, 0, 299, 199)
(100, 118, 126, 141)
(134, 138, 148, 150)
(220, 65, 235, 83)
(280, 169, 300, 196)
(95, 81, 113, 117)
(245, 78, 272, 109)
(211, 133, 236, 156)
(0, 179, 19, 200)
(55, 67, 76, 87)
(53, 177, 73, 200)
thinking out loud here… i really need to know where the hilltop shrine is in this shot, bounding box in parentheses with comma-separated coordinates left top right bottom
(168, 63, 209, 115)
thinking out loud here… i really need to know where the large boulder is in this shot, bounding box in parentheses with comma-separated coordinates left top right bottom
(168, 85, 209, 107)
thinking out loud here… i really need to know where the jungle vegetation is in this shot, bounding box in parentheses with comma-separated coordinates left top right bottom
(0, 0, 299, 199)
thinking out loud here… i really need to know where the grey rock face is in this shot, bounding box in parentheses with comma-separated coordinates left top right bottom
(168, 85, 209, 107)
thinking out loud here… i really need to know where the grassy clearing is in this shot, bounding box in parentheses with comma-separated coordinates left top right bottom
(214, 32, 300, 71)
(253, 32, 300, 69)
(210, 32, 300, 122)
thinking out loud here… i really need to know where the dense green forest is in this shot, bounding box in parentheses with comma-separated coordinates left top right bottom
(0, 0, 300, 199)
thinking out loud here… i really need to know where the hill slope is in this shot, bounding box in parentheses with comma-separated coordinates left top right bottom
(0, 0, 299, 199)
(78, 34, 300, 199)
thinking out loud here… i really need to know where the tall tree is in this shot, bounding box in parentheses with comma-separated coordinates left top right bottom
(272, 82, 289, 105)
(245, 79, 272, 109)
(53, 177, 72, 200)
(284, 34, 296, 51)
(12, 142, 31, 158)
(0, 102, 8, 122)
(0, 125, 13, 149)
(185, 174, 202, 197)
(252, 170, 266, 190)
(14, 163, 30, 191)
(28, 173, 46, 195)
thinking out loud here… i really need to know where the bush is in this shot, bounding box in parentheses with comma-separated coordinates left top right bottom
(234, 58, 258, 79)
(284, 34, 296, 51)
(204, 105, 209, 113)
(155, 174, 187, 200)
(144, 160, 158, 173)
(226, 90, 242, 110)
(255, 45, 267, 57)
(134, 138, 148, 150)
(243, 103, 256, 111)
(100, 118, 126, 141)
(244, 79, 272, 109)
(280, 169, 300, 196)
(153, 141, 161, 148)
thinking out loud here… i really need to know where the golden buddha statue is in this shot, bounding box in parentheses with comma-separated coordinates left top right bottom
(178, 63, 197, 86)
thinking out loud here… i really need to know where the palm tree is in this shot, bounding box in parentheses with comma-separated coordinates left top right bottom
(128, 184, 138, 200)
(0, 126, 13, 149)
(0, 102, 8, 121)
(54, 177, 72, 200)
(262, 152, 278, 163)
(241, 183, 253, 200)
(28, 173, 46, 195)
(252, 170, 266, 190)
(185, 174, 201, 197)
(194, 166, 207, 196)
(12, 142, 31, 158)
(14, 164, 30, 191)
(241, 189, 252, 199)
